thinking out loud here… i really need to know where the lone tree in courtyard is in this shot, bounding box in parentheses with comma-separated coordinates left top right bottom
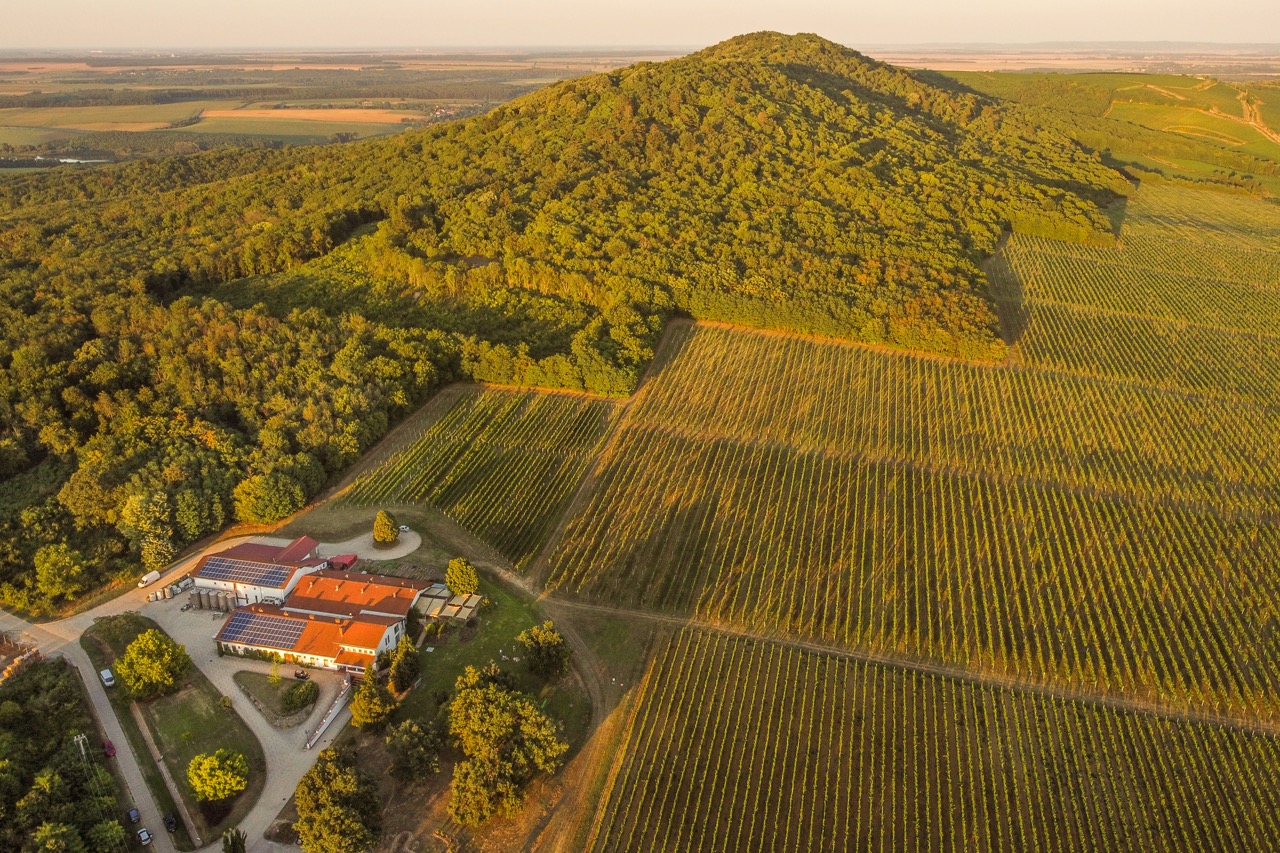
(445, 557, 479, 596)
(516, 621, 572, 679)
(373, 510, 399, 545)
(188, 749, 249, 802)
(115, 628, 191, 699)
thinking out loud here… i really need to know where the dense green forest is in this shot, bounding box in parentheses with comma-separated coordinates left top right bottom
(0, 660, 127, 851)
(0, 32, 1140, 611)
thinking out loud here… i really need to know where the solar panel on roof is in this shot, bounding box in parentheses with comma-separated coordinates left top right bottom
(218, 610, 306, 650)
(199, 556, 292, 589)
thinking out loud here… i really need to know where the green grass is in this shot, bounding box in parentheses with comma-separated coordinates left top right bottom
(278, 502, 457, 570)
(80, 614, 265, 848)
(397, 573, 591, 747)
(232, 670, 316, 725)
(81, 617, 197, 850)
(1106, 101, 1280, 161)
(0, 125, 86, 146)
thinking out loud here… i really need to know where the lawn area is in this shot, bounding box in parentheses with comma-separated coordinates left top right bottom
(80, 613, 265, 848)
(233, 670, 317, 726)
(397, 573, 591, 746)
(279, 501, 457, 569)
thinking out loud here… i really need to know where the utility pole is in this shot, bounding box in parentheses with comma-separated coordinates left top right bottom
(73, 731, 130, 853)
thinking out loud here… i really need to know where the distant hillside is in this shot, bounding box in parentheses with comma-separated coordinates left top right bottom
(947, 70, 1280, 193)
(0, 32, 1129, 611)
(361, 31, 1125, 360)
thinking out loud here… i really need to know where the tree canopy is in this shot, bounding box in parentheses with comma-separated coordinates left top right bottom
(516, 621, 572, 679)
(114, 628, 191, 699)
(384, 719, 442, 782)
(372, 510, 398, 544)
(0, 660, 127, 852)
(387, 634, 420, 694)
(187, 749, 249, 802)
(445, 558, 479, 597)
(293, 748, 382, 853)
(446, 664, 568, 825)
(348, 674, 396, 730)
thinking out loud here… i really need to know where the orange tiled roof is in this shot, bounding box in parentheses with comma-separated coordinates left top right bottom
(333, 649, 374, 669)
(216, 604, 396, 662)
(285, 569, 429, 619)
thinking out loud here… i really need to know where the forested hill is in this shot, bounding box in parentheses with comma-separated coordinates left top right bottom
(0, 32, 1128, 612)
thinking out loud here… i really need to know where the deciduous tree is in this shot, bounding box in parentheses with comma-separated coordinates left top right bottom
(445, 557, 479, 597)
(294, 748, 381, 853)
(446, 665, 567, 825)
(372, 510, 398, 544)
(515, 621, 571, 679)
(349, 674, 395, 730)
(384, 719, 442, 782)
(115, 629, 191, 699)
(232, 472, 306, 524)
(387, 635, 420, 694)
(187, 749, 249, 802)
(33, 544, 85, 602)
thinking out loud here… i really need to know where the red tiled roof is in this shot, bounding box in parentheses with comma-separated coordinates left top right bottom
(276, 536, 320, 564)
(218, 542, 286, 562)
(285, 569, 429, 619)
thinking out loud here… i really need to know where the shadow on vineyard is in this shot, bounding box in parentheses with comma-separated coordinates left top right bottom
(985, 251, 1031, 347)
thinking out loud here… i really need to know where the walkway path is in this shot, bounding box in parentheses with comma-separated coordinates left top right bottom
(0, 531, 358, 853)
(314, 530, 423, 561)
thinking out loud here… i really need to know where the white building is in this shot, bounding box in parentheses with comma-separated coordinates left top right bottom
(190, 536, 327, 606)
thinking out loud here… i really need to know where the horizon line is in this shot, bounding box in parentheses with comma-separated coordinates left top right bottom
(3, 40, 1280, 54)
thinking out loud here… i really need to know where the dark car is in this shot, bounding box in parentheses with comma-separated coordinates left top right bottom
(162, 813, 178, 833)
(137, 827, 153, 846)
(293, 669, 309, 680)
(102, 739, 116, 757)
(127, 807, 140, 823)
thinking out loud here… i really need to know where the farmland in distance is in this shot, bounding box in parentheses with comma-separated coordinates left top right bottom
(542, 183, 1280, 725)
(341, 385, 617, 568)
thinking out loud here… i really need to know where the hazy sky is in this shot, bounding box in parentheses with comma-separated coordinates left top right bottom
(5, 0, 1278, 49)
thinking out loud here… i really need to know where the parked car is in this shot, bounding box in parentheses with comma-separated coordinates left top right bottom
(137, 827, 153, 846)
(162, 813, 177, 833)
(99, 669, 115, 687)
(398, 524, 410, 531)
(102, 739, 116, 757)
(293, 669, 309, 680)
(126, 807, 140, 823)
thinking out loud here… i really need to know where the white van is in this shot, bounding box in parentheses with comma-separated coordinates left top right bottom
(99, 669, 115, 687)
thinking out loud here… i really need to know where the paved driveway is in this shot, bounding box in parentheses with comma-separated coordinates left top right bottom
(143, 588, 352, 852)
(0, 534, 360, 852)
